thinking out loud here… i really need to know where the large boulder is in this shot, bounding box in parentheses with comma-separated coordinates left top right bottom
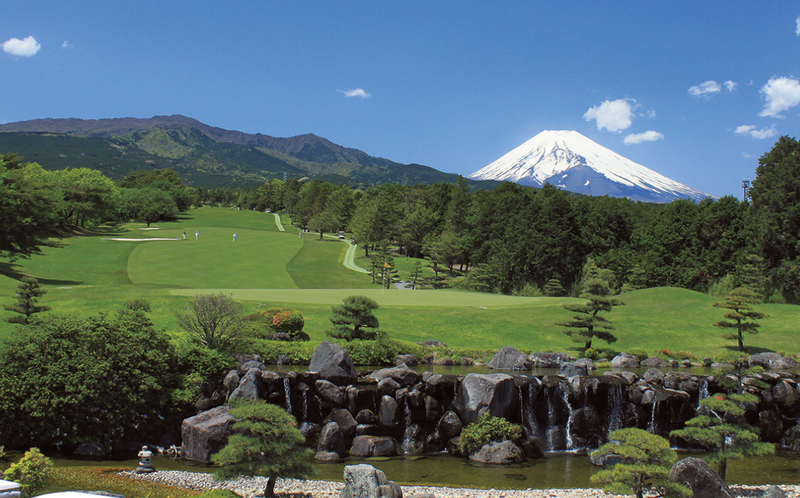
(488, 346, 532, 370)
(469, 440, 524, 464)
(454, 373, 517, 425)
(350, 436, 398, 457)
(228, 368, 264, 401)
(530, 352, 572, 368)
(316, 379, 345, 405)
(670, 457, 734, 498)
(340, 464, 403, 498)
(74, 441, 110, 458)
(611, 352, 640, 369)
(368, 364, 420, 387)
(317, 421, 346, 456)
(326, 408, 358, 440)
(749, 353, 800, 370)
(308, 340, 358, 386)
(181, 405, 236, 463)
(641, 356, 669, 367)
(560, 362, 588, 378)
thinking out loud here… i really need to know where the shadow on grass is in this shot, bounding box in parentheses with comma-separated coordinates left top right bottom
(0, 261, 84, 286)
(723, 345, 775, 354)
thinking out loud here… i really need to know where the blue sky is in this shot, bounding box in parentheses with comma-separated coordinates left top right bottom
(2, 2, 800, 198)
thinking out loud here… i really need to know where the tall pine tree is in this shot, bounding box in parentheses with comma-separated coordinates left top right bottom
(4, 277, 50, 324)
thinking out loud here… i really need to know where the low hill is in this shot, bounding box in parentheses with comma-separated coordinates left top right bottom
(0, 115, 500, 189)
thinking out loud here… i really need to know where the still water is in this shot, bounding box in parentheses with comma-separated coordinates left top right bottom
(6, 451, 797, 490)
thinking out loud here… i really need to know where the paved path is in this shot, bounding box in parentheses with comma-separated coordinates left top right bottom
(273, 213, 285, 231)
(321, 233, 369, 274)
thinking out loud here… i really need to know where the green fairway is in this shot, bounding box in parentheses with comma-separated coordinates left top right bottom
(2, 207, 799, 359)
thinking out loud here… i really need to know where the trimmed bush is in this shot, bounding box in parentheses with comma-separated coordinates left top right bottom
(458, 413, 522, 455)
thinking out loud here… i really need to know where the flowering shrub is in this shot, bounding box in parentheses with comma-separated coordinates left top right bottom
(260, 308, 305, 340)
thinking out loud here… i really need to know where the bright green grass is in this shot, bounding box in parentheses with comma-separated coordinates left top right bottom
(2, 207, 799, 359)
(287, 238, 373, 289)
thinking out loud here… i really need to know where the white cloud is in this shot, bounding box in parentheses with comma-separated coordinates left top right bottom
(796, 15, 800, 36)
(623, 130, 664, 145)
(724, 80, 737, 92)
(583, 98, 635, 132)
(759, 76, 800, 117)
(735, 125, 777, 139)
(2, 36, 41, 57)
(62, 40, 73, 49)
(339, 88, 371, 99)
(688, 80, 721, 97)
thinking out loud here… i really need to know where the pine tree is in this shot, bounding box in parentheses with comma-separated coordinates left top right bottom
(4, 277, 50, 324)
(736, 254, 767, 301)
(408, 261, 423, 290)
(328, 295, 380, 341)
(543, 278, 565, 297)
(590, 428, 690, 498)
(559, 278, 622, 351)
(713, 286, 767, 352)
(212, 399, 315, 498)
(381, 255, 400, 289)
(670, 391, 774, 481)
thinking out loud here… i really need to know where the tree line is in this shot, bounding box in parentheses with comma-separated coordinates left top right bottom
(3, 136, 799, 302)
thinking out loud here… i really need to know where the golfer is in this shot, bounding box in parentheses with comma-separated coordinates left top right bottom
(233, 233, 237, 242)
(195, 230, 199, 240)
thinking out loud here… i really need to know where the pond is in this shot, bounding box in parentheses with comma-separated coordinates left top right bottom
(5, 451, 799, 490)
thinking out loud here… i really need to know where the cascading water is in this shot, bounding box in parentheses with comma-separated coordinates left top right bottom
(697, 379, 709, 410)
(545, 388, 557, 451)
(283, 377, 293, 415)
(648, 399, 660, 434)
(607, 384, 623, 436)
(301, 389, 308, 423)
(518, 382, 541, 440)
(401, 396, 413, 454)
(560, 384, 575, 451)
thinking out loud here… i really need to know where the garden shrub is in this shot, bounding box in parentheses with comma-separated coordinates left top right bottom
(458, 414, 523, 455)
(677, 351, 696, 361)
(627, 348, 648, 361)
(262, 307, 305, 339)
(584, 347, 615, 360)
(249, 339, 316, 365)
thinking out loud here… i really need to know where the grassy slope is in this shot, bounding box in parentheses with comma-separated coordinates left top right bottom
(1, 207, 798, 358)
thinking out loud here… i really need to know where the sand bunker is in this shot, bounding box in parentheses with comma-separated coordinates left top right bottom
(102, 237, 180, 241)
(138, 227, 161, 230)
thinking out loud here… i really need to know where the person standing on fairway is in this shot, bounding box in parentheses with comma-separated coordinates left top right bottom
(182, 230, 186, 240)
(196, 230, 199, 240)
(233, 233, 237, 242)
(299, 230, 302, 238)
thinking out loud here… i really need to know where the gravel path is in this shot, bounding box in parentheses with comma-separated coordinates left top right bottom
(123, 470, 800, 498)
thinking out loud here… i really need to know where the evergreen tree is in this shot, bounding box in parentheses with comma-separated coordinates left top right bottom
(543, 278, 565, 297)
(590, 428, 690, 498)
(408, 261, 423, 290)
(670, 391, 774, 481)
(713, 287, 767, 352)
(212, 398, 315, 498)
(381, 255, 400, 289)
(4, 447, 53, 498)
(328, 295, 380, 341)
(735, 254, 767, 301)
(4, 277, 50, 324)
(559, 278, 622, 351)
(621, 264, 647, 293)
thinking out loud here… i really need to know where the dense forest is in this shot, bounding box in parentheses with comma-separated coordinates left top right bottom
(2, 136, 799, 303)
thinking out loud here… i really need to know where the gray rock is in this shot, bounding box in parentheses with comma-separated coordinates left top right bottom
(222, 370, 240, 396)
(74, 441, 109, 458)
(239, 360, 266, 372)
(350, 436, 398, 457)
(356, 409, 377, 424)
(469, 440, 524, 464)
(327, 407, 357, 440)
(750, 352, 800, 370)
(574, 358, 596, 370)
(436, 410, 463, 441)
(341, 464, 403, 498)
(641, 356, 669, 367)
(368, 364, 421, 387)
(611, 352, 640, 369)
(315, 451, 342, 462)
(454, 373, 517, 425)
(316, 379, 345, 405)
(394, 354, 418, 366)
(488, 346, 532, 370)
(643, 368, 665, 383)
(380, 395, 400, 426)
(317, 421, 346, 455)
(670, 457, 734, 498)
(180, 405, 236, 463)
(560, 362, 588, 378)
(530, 352, 572, 368)
(229, 368, 264, 401)
(308, 340, 357, 386)
(765, 486, 786, 498)
(378, 377, 401, 396)
(417, 339, 447, 348)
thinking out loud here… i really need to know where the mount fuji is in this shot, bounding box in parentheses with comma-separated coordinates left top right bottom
(468, 130, 713, 203)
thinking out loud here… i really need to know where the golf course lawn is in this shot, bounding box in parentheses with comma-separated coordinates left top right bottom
(1, 207, 799, 359)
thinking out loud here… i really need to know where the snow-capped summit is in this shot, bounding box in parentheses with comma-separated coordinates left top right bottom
(469, 130, 712, 203)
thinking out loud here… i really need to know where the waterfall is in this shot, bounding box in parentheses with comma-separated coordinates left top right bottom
(301, 389, 308, 423)
(518, 382, 540, 440)
(607, 384, 623, 436)
(283, 377, 293, 415)
(560, 384, 575, 451)
(545, 388, 557, 451)
(401, 396, 413, 454)
(697, 379, 709, 410)
(648, 399, 659, 434)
